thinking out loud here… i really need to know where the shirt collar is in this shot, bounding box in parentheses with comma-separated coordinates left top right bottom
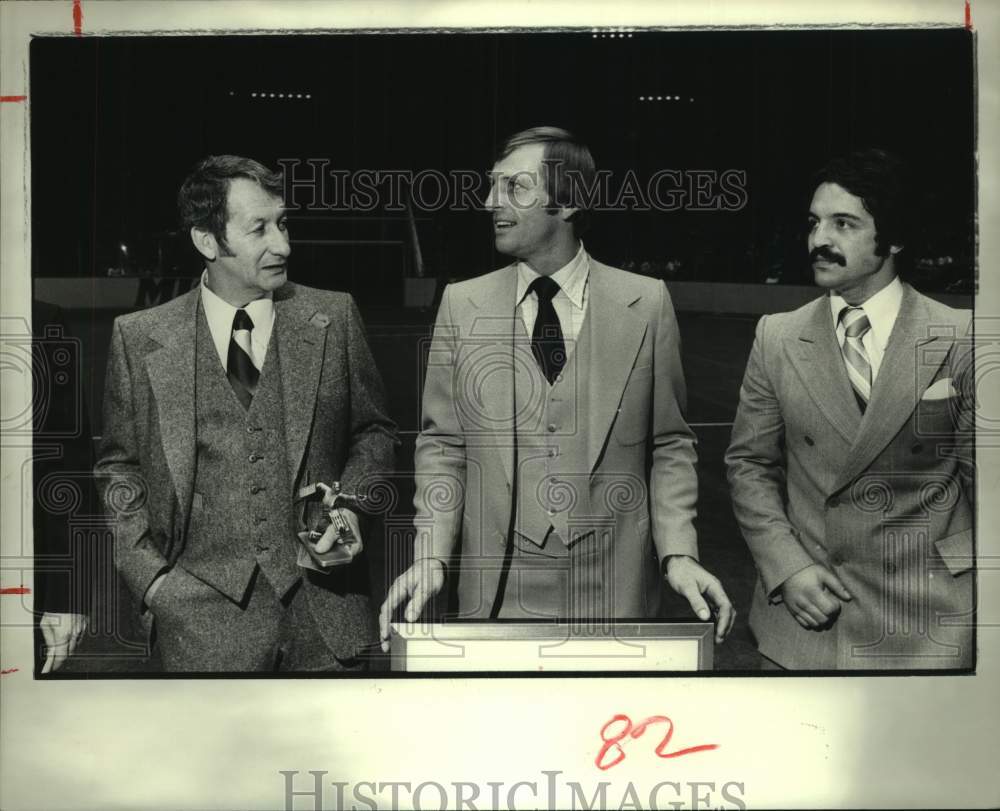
(199, 269, 275, 344)
(516, 242, 590, 309)
(829, 275, 903, 351)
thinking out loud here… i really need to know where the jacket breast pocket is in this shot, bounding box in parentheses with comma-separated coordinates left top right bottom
(914, 394, 961, 437)
(614, 365, 653, 446)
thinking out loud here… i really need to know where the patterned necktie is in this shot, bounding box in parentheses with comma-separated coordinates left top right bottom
(227, 308, 259, 409)
(839, 305, 872, 413)
(528, 275, 566, 384)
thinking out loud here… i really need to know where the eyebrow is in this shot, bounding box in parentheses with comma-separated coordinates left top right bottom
(491, 171, 535, 183)
(244, 210, 287, 226)
(808, 211, 863, 221)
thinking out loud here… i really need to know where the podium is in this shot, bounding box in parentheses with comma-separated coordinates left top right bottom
(389, 621, 714, 672)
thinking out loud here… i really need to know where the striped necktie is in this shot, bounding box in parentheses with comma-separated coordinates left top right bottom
(227, 308, 259, 409)
(839, 305, 872, 413)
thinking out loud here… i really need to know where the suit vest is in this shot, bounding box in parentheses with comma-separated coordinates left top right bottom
(182, 303, 300, 602)
(512, 312, 593, 549)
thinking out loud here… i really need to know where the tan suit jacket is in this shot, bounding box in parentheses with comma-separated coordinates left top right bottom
(413, 262, 699, 618)
(726, 283, 974, 669)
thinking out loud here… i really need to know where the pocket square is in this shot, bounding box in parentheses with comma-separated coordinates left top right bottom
(922, 377, 957, 401)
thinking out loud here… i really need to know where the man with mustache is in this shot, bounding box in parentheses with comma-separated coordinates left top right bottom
(726, 148, 974, 669)
(96, 155, 397, 672)
(381, 127, 734, 647)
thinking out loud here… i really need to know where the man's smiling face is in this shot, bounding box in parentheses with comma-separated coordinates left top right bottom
(486, 143, 565, 266)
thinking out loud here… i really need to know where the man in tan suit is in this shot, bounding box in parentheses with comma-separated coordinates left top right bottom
(96, 155, 397, 672)
(726, 148, 974, 670)
(380, 127, 734, 645)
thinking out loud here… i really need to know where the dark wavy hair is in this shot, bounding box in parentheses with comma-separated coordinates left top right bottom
(497, 126, 597, 236)
(811, 147, 912, 258)
(178, 155, 283, 255)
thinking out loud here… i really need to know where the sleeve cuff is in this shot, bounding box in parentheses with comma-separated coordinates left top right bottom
(141, 566, 171, 613)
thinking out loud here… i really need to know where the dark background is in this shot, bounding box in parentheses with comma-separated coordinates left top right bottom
(29, 30, 976, 673)
(32, 29, 975, 293)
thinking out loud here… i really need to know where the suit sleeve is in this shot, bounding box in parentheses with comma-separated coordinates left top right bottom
(412, 284, 467, 561)
(954, 313, 976, 513)
(337, 296, 399, 500)
(649, 282, 700, 562)
(933, 311, 976, 576)
(724, 315, 816, 597)
(94, 318, 169, 602)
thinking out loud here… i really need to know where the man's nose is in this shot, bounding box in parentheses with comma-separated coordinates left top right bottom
(269, 225, 291, 257)
(485, 184, 503, 211)
(810, 221, 831, 248)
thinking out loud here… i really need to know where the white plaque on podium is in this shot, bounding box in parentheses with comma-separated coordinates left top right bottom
(389, 621, 713, 672)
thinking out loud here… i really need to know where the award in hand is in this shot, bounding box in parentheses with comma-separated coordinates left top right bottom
(295, 481, 365, 571)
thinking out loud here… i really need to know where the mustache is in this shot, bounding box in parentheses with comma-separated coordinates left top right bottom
(810, 247, 846, 266)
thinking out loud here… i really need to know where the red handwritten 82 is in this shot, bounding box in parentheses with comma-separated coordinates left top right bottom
(595, 714, 718, 771)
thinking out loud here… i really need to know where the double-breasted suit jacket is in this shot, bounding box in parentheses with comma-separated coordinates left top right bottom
(726, 283, 974, 669)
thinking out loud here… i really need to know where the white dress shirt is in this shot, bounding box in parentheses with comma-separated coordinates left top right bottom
(515, 242, 590, 357)
(199, 270, 276, 371)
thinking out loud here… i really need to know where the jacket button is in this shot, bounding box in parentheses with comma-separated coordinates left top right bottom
(250, 485, 263, 494)
(547, 423, 557, 433)
(804, 435, 815, 446)
(911, 443, 924, 454)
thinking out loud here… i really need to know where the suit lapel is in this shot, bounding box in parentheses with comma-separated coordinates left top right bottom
(586, 263, 647, 473)
(463, 268, 518, 487)
(274, 285, 328, 488)
(784, 297, 862, 445)
(834, 284, 945, 492)
(145, 290, 200, 525)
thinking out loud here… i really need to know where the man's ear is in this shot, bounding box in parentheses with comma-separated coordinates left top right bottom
(191, 227, 219, 262)
(555, 205, 579, 223)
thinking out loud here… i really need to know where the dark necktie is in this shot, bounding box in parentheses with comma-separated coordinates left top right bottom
(528, 275, 566, 384)
(227, 308, 259, 409)
(839, 306, 872, 413)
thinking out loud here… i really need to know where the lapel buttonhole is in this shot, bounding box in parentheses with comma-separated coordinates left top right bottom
(309, 312, 331, 329)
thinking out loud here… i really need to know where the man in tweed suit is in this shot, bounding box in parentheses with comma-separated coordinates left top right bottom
(380, 127, 734, 645)
(96, 155, 397, 672)
(726, 149, 974, 670)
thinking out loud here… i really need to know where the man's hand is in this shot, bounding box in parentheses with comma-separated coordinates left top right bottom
(144, 571, 170, 612)
(313, 508, 363, 559)
(664, 555, 736, 643)
(779, 563, 852, 630)
(40, 612, 88, 674)
(378, 558, 446, 653)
